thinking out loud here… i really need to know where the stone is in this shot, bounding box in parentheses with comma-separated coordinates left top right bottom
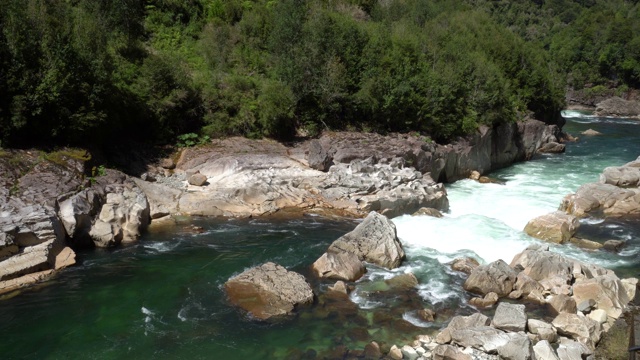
(569, 237, 603, 250)
(363, 341, 382, 359)
(385, 272, 419, 290)
(463, 259, 517, 297)
(510, 248, 573, 286)
(469, 292, 499, 308)
(576, 299, 596, 313)
(417, 308, 436, 322)
(514, 272, 544, 296)
(327, 280, 348, 294)
(572, 275, 630, 318)
(132, 179, 182, 219)
(581, 129, 602, 136)
(54, 246, 76, 269)
(588, 309, 608, 324)
(621, 278, 638, 301)
(491, 302, 527, 332)
(401, 345, 419, 360)
(538, 142, 566, 154)
(324, 211, 405, 269)
(556, 339, 592, 360)
(548, 294, 577, 314)
(552, 313, 602, 350)
(160, 158, 176, 169)
(447, 313, 491, 330)
(432, 345, 472, 360)
(224, 262, 314, 321)
(388, 345, 403, 360)
(469, 171, 481, 180)
(57, 189, 101, 244)
(412, 207, 444, 218)
(595, 96, 640, 117)
(450, 326, 533, 360)
(307, 139, 332, 172)
(311, 251, 366, 281)
(603, 239, 624, 252)
(528, 319, 558, 343)
(561, 182, 640, 218)
(478, 176, 505, 185)
(533, 340, 560, 360)
(451, 257, 480, 274)
(523, 211, 579, 244)
(188, 173, 208, 186)
(435, 328, 452, 344)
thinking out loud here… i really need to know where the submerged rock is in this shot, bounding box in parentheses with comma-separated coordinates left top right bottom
(581, 129, 602, 136)
(224, 262, 313, 321)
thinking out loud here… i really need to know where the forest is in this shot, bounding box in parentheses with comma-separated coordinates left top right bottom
(0, 0, 638, 148)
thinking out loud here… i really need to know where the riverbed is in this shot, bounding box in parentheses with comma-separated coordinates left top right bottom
(0, 115, 639, 359)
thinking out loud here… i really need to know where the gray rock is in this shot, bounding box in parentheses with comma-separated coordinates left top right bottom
(188, 173, 208, 186)
(538, 142, 566, 154)
(412, 207, 444, 218)
(401, 345, 419, 360)
(572, 274, 630, 318)
(326, 211, 405, 269)
(581, 129, 602, 136)
(450, 326, 533, 360)
(528, 319, 558, 343)
(523, 211, 579, 244)
(463, 259, 517, 297)
(307, 139, 332, 172)
(327, 280, 348, 294)
(311, 251, 366, 281)
(432, 345, 472, 360)
(595, 96, 640, 117)
(491, 302, 527, 332)
(447, 313, 491, 331)
(533, 340, 560, 360)
(451, 257, 480, 274)
(603, 239, 624, 252)
(385, 272, 419, 290)
(548, 294, 577, 314)
(160, 158, 176, 169)
(132, 178, 182, 219)
(224, 262, 313, 321)
(552, 313, 602, 351)
(556, 339, 592, 360)
(576, 299, 596, 313)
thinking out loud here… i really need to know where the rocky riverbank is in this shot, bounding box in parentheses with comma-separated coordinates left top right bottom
(0, 119, 560, 295)
(566, 88, 640, 119)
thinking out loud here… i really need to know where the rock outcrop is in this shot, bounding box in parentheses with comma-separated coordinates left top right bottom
(224, 262, 314, 321)
(561, 156, 640, 218)
(523, 211, 580, 243)
(312, 212, 405, 281)
(595, 96, 640, 118)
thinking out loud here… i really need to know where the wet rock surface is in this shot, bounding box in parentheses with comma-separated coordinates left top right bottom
(224, 262, 314, 321)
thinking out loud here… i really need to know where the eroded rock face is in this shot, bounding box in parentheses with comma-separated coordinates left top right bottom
(463, 259, 517, 297)
(224, 262, 313, 321)
(523, 211, 579, 243)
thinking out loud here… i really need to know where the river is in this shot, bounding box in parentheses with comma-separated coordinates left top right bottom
(1, 115, 639, 359)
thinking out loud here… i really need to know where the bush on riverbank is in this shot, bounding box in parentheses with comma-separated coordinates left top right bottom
(0, 0, 635, 149)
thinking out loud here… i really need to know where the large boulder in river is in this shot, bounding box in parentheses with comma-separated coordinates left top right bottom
(313, 212, 405, 281)
(523, 211, 579, 244)
(595, 96, 640, 118)
(224, 262, 313, 321)
(463, 259, 517, 297)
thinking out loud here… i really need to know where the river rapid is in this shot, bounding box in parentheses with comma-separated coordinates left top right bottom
(1, 115, 639, 359)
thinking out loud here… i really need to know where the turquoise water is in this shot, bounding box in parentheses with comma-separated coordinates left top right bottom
(1, 116, 639, 359)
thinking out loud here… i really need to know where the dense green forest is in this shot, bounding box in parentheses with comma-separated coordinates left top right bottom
(0, 0, 638, 148)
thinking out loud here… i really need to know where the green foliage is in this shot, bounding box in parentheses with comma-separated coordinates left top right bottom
(176, 133, 210, 147)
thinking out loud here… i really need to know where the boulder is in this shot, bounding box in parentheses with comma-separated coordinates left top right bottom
(400, 345, 419, 360)
(188, 173, 208, 186)
(469, 292, 499, 308)
(450, 327, 533, 360)
(388, 345, 403, 360)
(412, 207, 444, 218)
(385, 272, 419, 290)
(307, 139, 332, 172)
(523, 211, 579, 244)
(510, 248, 573, 285)
(548, 294, 577, 314)
(513, 272, 544, 295)
(588, 309, 608, 324)
(451, 257, 479, 274)
(576, 299, 596, 313)
(469, 171, 481, 180)
(432, 345, 472, 360)
(463, 259, 517, 297)
(528, 319, 558, 343)
(160, 158, 176, 169)
(533, 340, 560, 360)
(327, 280, 348, 294)
(491, 303, 527, 332)
(417, 308, 436, 322)
(447, 313, 491, 331)
(132, 179, 182, 219)
(224, 262, 314, 321)
(56, 189, 101, 245)
(556, 339, 593, 359)
(561, 182, 640, 218)
(603, 239, 625, 252)
(601, 164, 640, 188)
(89, 184, 150, 247)
(311, 251, 366, 281)
(552, 313, 602, 350)
(538, 142, 566, 154)
(581, 129, 602, 136)
(363, 342, 382, 359)
(595, 96, 640, 117)
(572, 275, 630, 318)
(325, 211, 405, 269)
